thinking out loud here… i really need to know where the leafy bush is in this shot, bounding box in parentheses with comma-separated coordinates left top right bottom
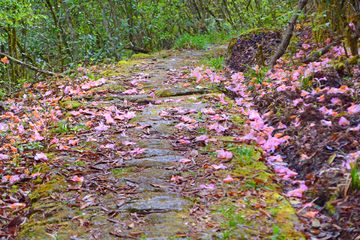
(174, 34, 209, 50)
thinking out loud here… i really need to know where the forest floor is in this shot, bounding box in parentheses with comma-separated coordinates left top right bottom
(0, 32, 360, 239)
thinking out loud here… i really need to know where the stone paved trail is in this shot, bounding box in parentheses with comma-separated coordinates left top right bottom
(19, 47, 304, 239)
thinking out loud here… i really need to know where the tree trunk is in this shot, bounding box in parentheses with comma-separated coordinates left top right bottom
(98, 0, 118, 60)
(269, 0, 308, 67)
(63, 0, 78, 61)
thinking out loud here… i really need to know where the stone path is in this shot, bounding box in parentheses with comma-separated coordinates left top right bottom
(19, 47, 304, 239)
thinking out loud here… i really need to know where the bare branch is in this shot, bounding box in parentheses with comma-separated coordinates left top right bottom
(0, 52, 64, 77)
(301, 39, 343, 63)
(269, 0, 308, 67)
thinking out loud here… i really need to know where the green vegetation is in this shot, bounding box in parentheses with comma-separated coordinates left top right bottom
(0, 0, 357, 97)
(350, 158, 360, 190)
(0, 0, 298, 93)
(174, 34, 210, 50)
(110, 167, 133, 174)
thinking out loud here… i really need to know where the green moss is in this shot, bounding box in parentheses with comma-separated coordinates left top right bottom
(211, 128, 304, 238)
(18, 203, 88, 239)
(117, 60, 132, 65)
(130, 117, 139, 123)
(75, 140, 99, 152)
(240, 27, 279, 37)
(30, 178, 67, 202)
(335, 62, 346, 71)
(326, 201, 336, 215)
(348, 54, 359, 65)
(32, 163, 51, 174)
(215, 189, 304, 239)
(64, 112, 72, 118)
(232, 115, 246, 127)
(228, 38, 237, 56)
(104, 96, 114, 101)
(89, 84, 125, 92)
(60, 100, 82, 110)
(131, 53, 152, 59)
(232, 146, 276, 188)
(155, 89, 172, 97)
(110, 167, 133, 175)
(102, 67, 133, 76)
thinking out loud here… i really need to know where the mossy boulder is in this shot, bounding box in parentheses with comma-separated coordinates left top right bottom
(60, 100, 82, 110)
(228, 28, 281, 72)
(156, 89, 173, 97)
(240, 27, 278, 38)
(131, 53, 152, 59)
(89, 84, 125, 92)
(116, 60, 132, 65)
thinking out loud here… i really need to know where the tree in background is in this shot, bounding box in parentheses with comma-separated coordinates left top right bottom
(5, 0, 357, 87)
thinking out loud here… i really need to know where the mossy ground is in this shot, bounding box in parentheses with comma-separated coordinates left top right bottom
(209, 114, 305, 239)
(212, 144, 305, 239)
(19, 202, 89, 239)
(30, 177, 67, 202)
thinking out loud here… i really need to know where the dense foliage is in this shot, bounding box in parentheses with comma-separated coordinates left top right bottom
(0, 0, 294, 84)
(0, 0, 359, 92)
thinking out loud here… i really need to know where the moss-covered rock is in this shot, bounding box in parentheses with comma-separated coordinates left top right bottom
(30, 178, 67, 202)
(89, 84, 125, 92)
(240, 27, 279, 37)
(117, 60, 132, 65)
(131, 53, 152, 59)
(156, 89, 172, 97)
(60, 100, 82, 110)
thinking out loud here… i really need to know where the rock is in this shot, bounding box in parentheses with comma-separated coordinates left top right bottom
(119, 192, 191, 212)
(60, 100, 82, 110)
(127, 155, 182, 167)
(311, 218, 321, 228)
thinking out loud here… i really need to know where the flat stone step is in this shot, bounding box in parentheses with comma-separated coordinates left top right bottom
(128, 120, 176, 136)
(120, 211, 194, 239)
(119, 167, 177, 191)
(116, 138, 176, 157)
(119, 191, 191, 213)
(127, 155, 182, 168)
(156, 87, 210, 97)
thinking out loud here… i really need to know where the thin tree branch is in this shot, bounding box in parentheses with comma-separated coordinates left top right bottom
(301, 39, 342, 63)
(269, 0, 308, 67)
(0, 52, 64, 77)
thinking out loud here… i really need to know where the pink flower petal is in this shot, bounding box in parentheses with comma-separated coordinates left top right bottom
(71, 175, 84, 182)
(223, 175, 234, 183)
(339, 116, 350, 126)
(216, 149, 233, 159)
(34, 153, 48, 161)
(211, 163, 227, 170)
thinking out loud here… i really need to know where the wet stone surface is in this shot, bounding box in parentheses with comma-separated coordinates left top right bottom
(126, 155, 182, 167)
(119, 192, 191, 213)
